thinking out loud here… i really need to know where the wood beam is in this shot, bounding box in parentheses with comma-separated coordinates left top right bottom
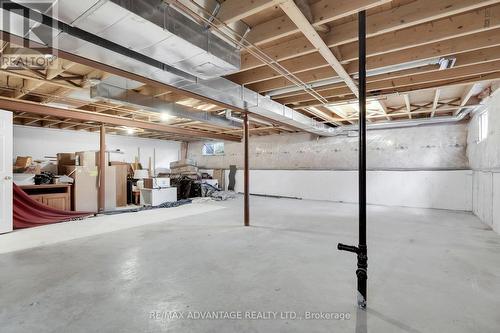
(246, 0, 389, 45)
(430, 89, 441, 117)
(275, 60, 500, 105)
(403, 94, 412, 119)
(378, 100, 391, 121)
(239, 0, 500, 71)
(321, 104, 478, 122)
(231, 28, 500, 88)
(279, 0, 358, 96)
(454, 83, 482, 115)
(306, 106, 345, 126)
(460, 84, 480, 106)
(0, 97, 241, 142)
(295, 71, 500, 108)
(98, 125, 106, 213)
(217, 0, 286, 25)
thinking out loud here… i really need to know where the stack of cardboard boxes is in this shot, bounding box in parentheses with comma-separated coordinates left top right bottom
(170, 159, 198, 179)
(58, 151, 121, 212)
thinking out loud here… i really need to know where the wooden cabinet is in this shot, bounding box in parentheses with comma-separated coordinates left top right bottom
(43, 194, 69, 211)
(19, 184, 72, 211)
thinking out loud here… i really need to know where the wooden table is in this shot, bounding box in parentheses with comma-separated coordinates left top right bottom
(19, 184, 72, 211)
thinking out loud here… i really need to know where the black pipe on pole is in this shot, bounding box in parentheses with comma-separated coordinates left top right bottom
(243, 112, 250, 227)
(357, 9, 368, 308)
(337, 10, 368, 309)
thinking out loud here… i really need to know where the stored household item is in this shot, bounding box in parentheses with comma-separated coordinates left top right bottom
(114, 164, 128, 207)
(134, 169, 150, 190)
(13, 184, 91, 229)
(57, 153, 76, 174)
(228, 165, 237, 191)
(170, 159, 197, 169)
(18, 184, 72, 211)
(63, 165, 98, 212)
(34, 172, 53, 185)
(144, 177, 170, 189)
(202, 179, 219, 188)
(76, 151, 97, 167)
(140, 187, 177, 206)
(213, 169, 225, 190)
(13, 174, 35, 186)
(15, 156, 32, 168)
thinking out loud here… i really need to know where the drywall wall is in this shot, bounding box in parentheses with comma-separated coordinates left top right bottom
(467, 86, 500, 232)
(189, 122, 469, 170)
(13, 125, 180, 171)
(225, 170, 472, 211)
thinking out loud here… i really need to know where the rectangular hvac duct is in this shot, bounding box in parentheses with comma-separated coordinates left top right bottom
(2, 0, 337, 136)
(91, 77, 242, 129)
(11, 0, 240, 79)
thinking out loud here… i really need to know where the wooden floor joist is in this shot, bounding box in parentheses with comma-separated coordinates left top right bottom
(0, 97, 241, 142)
(278, 0, 359, 97)
(238, 0, 500, 71)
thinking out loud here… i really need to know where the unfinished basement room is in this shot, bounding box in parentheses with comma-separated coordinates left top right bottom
(1, 0, 500, 332)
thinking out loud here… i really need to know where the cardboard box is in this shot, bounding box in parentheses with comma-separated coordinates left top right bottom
(76, 151, 96, 167)
(15, 156, 32, 168)
(63, 165, 98, 212)
(95, 151, 110, 167)
(171, 165, 198, 173)
(213, 169, 225, 190)
(57, 153, 76, 175)
(170, 159, 197, 169)
(57, 153, 76, 166)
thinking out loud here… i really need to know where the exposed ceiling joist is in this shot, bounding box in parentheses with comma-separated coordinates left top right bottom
(430, 89, 441, 117)
(277, 59, 500, 106)
(403, 94, 412, 119)
(231, 25, 500, 89)
(217, 0, 287, 25)
(0, 97, 241, 142)
(239, 0, 500, 71)
(246, 0, 389, 45)
(278, 0, 359, 97)
(296, 71, 500, 108)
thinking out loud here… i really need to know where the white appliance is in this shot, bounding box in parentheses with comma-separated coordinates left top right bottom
(140, 187, 177, 206)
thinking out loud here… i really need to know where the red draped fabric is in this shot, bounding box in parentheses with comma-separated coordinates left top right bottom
(13, 184, 93, 229)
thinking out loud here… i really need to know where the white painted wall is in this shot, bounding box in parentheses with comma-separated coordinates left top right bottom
(467, 86, 500, 232)
(13, 125, 181, 171)
(189, 122, 469, 170)
(225, 170, 473, 211)
(189, 122, 472, 211)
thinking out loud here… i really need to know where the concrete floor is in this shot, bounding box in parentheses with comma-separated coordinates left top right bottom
(1, 196, 499, 332)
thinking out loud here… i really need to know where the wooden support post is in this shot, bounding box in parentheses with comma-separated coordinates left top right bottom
(98, 124, 106, 213)
(243, 112, 250, 227)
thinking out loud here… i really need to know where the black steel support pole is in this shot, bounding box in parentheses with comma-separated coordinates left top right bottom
(337, 10, 368, 309)
(243, 112, 250, 227)
(357, 9, 368, 309)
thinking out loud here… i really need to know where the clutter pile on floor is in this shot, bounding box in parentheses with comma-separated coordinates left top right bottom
(13, 184, 92, 229)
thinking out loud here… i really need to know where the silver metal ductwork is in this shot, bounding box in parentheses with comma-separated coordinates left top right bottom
(2, 0, 336, 136)
(330, 106, 478, 136)
(90, 76, 242, 129)
(24, 0, 240, 78)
